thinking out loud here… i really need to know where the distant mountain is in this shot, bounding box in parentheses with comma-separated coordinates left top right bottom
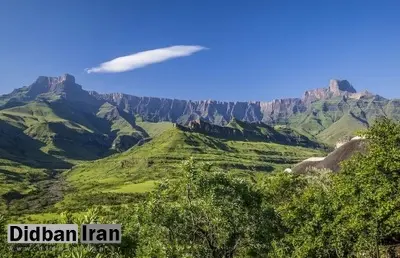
(89, 78, 399, 144)
(2, 73, 395, 214)
(0, 74, 328, 213)
(1, 74, 399, 146)
(0, 74, 96, 106)
(0, 74, 149, 166)
(0, 73, 325, 168)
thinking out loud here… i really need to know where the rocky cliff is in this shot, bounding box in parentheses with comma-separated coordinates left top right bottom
(1, 74, 399, 144)
(89, 78, 381, 125)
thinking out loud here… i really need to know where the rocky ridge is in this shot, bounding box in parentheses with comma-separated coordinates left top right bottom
(1, 74, 398, 145)
(89, 77, 378, 124)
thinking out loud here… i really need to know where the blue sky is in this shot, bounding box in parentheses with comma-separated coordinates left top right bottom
(0, 0, 399, 101)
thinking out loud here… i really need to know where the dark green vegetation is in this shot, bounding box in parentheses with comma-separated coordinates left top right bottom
(181, 118, 323, 148)
(1, 75, 400, 256)
(58, 127, 323, 212)
(0, 118, 399, 257)
(0, 76, 151, 214)
(0, 74, 327, 215)
(2, 75, 400, 147)
(0, 100, 324, 214)
(92, 79, 400, 145)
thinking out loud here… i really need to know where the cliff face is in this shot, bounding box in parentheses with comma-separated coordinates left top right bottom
(302, 79, 358, 103)
(2, 75, 398, 144)
(27, 74, 81, 98)
(17, 74, 98, 104)
(89, 79, 370, 125)
(8, 75, 370, 126)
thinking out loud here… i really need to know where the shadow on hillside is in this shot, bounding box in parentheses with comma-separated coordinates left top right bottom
(0, 120, 72, 169)
(120, 110, 150, 138)
(0, 99, 27, 110)
(50, 99, 147, 136)
(1, 189, 25, 210)
(48, 100, 112, 134)
(4, 173, 68, 215)
(177, 120, 323, 149)
(47, 99, 148, 158)
(46, 122, 114, 160)
(0, 168, 24, 182)
(220, 163, 274, 172)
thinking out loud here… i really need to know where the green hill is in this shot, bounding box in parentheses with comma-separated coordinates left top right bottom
(4, 73, 399, 218)
(0, 83, 150, 214)
(0, 97, 324, 214)
(288, 96, 397, 144)
(57, 127, 325, 211)
(0, 100, 146, 161)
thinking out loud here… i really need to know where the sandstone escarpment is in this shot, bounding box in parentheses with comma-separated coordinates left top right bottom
(89, 78, 368, 125)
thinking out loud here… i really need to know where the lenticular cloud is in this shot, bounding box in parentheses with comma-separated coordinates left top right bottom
(85, 45, 207, 74)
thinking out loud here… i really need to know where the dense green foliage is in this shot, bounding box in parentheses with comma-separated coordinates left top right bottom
(267, 117, 400, 257)
(133, 159, 282, 257)
(1, 116, 399, 257)
(2, 74, 400, 256)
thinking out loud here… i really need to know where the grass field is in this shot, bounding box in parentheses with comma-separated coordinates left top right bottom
(135, 121, 174, 137)
(107, 180, 157, 193)
(0, 99, 327, 218)
(56, 127, 325, 211)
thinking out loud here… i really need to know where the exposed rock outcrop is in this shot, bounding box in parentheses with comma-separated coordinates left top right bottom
(22, 74, 99, 104)
(2, 74, 397, 146)
(89, 78, 381, 126)
(302, 79, 357, 103)
(292, 138, 367, 173)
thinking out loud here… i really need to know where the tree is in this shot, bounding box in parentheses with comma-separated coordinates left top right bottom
(135, 158, 282, 257)
(331, 117, 400, 257)
(265, 169, 337, 257)
(267, 118, 400, 257)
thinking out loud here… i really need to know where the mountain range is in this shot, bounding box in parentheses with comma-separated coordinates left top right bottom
(1, 73, 398, 215)
(1, 74, 399, 145)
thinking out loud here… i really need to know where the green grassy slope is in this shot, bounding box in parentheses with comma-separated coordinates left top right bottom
(59, 127, 325, 211)
(0, 96, 324, 214)
(136, 121, 174, 137)
(0, 100, 147, 161)
(0, 159, 48, 199)
(287, 97, 399, 144)
(0, 99, 150, 214)
(317, 113, 368, 144)
(186, 118, 323, 148)
(3, 77, 399, 217)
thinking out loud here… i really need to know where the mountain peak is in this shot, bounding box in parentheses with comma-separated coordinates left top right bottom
(302, 79, 358, 103)
(35, 73, 75, 85)
(60, 73, 75, 83)
(25, 73, 85, 101)
(329, 79, 357, 94)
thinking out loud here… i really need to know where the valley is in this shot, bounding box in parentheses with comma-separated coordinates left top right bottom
(0, 73, 397, 217)
(0, 74, 399, 257)
(2, 2, 399, 255)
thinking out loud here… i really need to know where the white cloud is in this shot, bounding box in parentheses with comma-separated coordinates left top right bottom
(85, 45, 207, 74)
